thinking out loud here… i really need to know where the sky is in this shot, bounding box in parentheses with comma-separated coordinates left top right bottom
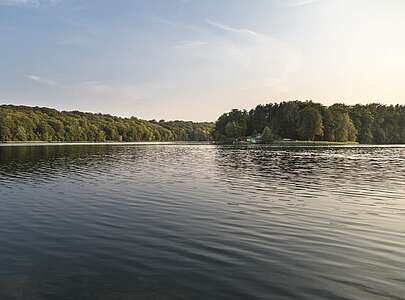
(1, 0, 405, 121)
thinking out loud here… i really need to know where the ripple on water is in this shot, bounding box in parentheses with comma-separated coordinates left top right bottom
(1, 144, 405, 300)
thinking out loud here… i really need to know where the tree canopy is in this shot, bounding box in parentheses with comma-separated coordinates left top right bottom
(213, 101, 405, 144)
(261, 126, 275, 144)
(297, 107, 323, 141)
(0, 105, 213, 142)
(2, 101, 405, 144)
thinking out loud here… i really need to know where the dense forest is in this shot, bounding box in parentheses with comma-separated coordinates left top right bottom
(214, 101, 405, 144)
(0, 105, 213, 142)
(2, 101, 405, 144)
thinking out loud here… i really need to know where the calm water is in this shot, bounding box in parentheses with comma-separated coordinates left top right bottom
(1, 144, 405, 300)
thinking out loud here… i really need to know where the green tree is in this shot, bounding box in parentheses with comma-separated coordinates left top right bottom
(213, 109, 248, 140)
(297, 107, 323, 141)
(15, 126, 28, 141)
(0, 126, 12, 141)
(262, 126, 275, 143)
(225, 121, 242, 138)
(325, 105, 357, 142)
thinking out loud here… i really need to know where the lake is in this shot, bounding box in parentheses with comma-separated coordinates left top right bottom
(0, 144, 404, 300)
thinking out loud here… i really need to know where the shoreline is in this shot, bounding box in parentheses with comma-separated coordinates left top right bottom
(269, 140, 359, 146)
(0, 141, 214, 147)
(1, 141, 405, 147)
(216, 140, 360, 146)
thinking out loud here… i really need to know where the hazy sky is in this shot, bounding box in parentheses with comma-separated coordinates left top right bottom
(1, 0, 405, 121)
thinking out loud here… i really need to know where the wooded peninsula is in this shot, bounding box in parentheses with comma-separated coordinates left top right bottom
(1, 101, 405, 144)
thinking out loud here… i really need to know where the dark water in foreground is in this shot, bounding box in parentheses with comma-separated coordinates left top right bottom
(0, 144, 405, 300)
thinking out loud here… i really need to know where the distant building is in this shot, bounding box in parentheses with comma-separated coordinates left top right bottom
(247, 134, 262, 144)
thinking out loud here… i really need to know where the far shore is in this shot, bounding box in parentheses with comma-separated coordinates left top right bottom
(1, 140, 393, 148)
(0, 141, 214, 146)
(268, 140, 359, 146)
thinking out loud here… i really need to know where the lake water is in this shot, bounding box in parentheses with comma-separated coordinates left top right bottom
(1, 144, 404, 300)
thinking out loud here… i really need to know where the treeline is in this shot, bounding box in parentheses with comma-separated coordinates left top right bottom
(213, 101, 405, 144)
(3, 102, 405, 144)
(0, 105, 213, 142)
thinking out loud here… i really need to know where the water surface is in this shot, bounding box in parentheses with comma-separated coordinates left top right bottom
(1, 144, 405, 299)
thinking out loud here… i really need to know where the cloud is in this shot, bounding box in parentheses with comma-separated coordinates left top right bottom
(0, 0, 60, 6)
(173, 40, 208, 49)
(0, 0, 32, 5)
(152, 17, 204, 36)
(26, 75, 59, 86)
(286, 0, 321, 7)
(206, 19, 260, 38)
(196, 19, 302, 96)
(204, 18, 300, 65)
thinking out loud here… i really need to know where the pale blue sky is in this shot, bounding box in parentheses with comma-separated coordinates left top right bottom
(1, 0, 405, 121)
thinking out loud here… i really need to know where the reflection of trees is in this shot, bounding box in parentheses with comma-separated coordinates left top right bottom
(214, 145, 405, 197)
(0, 145, 144, 185)
(213, 145, 335, 193)
(215, 145, 320, 173)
